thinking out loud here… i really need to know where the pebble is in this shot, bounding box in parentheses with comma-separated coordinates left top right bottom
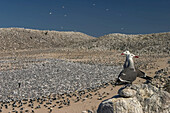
(58, 106, 63, 109)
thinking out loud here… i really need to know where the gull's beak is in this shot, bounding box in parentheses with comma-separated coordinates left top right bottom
(135, 56, 139, 58)
(121, 53, 124, 55)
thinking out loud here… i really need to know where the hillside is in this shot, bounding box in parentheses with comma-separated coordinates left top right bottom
(72, 33, 170, 54)
(0, 28, 95, 51)
(0, 28, 169, 55)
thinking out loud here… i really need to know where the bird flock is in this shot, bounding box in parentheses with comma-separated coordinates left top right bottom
(0, 50, 152, 112)
(0, 58, 121, 112)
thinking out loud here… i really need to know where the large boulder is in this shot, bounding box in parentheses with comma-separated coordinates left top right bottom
(97, 84, 170, 113)
(97, 96, 143, 113)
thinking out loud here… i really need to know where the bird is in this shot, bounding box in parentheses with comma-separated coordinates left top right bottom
(121, 50, 152, 80)
(115, 52, 139, 85)
(18, 82, 21, 88)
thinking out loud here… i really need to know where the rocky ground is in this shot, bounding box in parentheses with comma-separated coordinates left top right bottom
(98, 82, 170, 113)
(0, 50, 169, 113)
(98, 67, 170, 113)
(0, 28, 169, 113)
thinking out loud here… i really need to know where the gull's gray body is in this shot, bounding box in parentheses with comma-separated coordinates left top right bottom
(117, 53, 137, 84)
(116, 51, 152, 85)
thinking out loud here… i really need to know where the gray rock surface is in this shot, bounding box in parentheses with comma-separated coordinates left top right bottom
(118, 87, 136, 98)
(151, 67, 170, 93)
(97, 84, 170, 113)
(132, 84, 170, 113)
(97, 96, 143, 113)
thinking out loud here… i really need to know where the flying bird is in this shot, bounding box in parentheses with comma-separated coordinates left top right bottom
(49, 12, 52, 15)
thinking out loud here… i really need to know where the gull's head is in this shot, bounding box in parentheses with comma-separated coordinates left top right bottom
(129, 53, 139, 58)
(121, 51, 139, 58)
(121, 50, 130, 55)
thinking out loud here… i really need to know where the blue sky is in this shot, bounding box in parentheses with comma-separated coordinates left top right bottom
(0, 0, 170, 37)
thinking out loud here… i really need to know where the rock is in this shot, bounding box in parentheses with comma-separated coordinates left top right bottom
(134, 84, 170, 113)
(82, 111, 88, 113)
(82, 110, 93, 113)
(97, 84, 170, 113)
(97, 96, 143, 113)
(151, 67, 170, 93)
(164, 82, 170, 93)
(87, 110, 93, 113)
(168, 60, 170, 64)
(118, 87, 136, 98)
(142, 90, 170, 113)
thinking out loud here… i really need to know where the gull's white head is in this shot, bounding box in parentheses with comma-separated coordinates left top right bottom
(129, 53, 139, 58)
(121, 50, 130, 55)
(121, 50, 139, 58)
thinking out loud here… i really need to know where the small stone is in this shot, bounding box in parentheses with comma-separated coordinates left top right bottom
(58, 106, 63, 109)
(118, 88, 136, 98)
(167, 60, 170, 64)
(97, 97, 102, 100)
(87, 110, 93, 113)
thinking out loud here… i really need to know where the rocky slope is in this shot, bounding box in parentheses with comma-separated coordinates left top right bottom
(0, 28, 169, 55)
(97, 84, 170, 113)
(73, 33, 170, 54)
(0, 28, 95, 51)
(151, 67, 170, 93)
(97, 67, 170, 113)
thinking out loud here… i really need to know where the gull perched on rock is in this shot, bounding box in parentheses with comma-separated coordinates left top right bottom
(121, 50, 152, 80)
(115, 51, 152, 85)
(115, 52, 138, 85)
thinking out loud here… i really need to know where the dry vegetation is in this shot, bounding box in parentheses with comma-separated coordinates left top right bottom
(0, 28, 169, 55)
(0, 28, 95, 51)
